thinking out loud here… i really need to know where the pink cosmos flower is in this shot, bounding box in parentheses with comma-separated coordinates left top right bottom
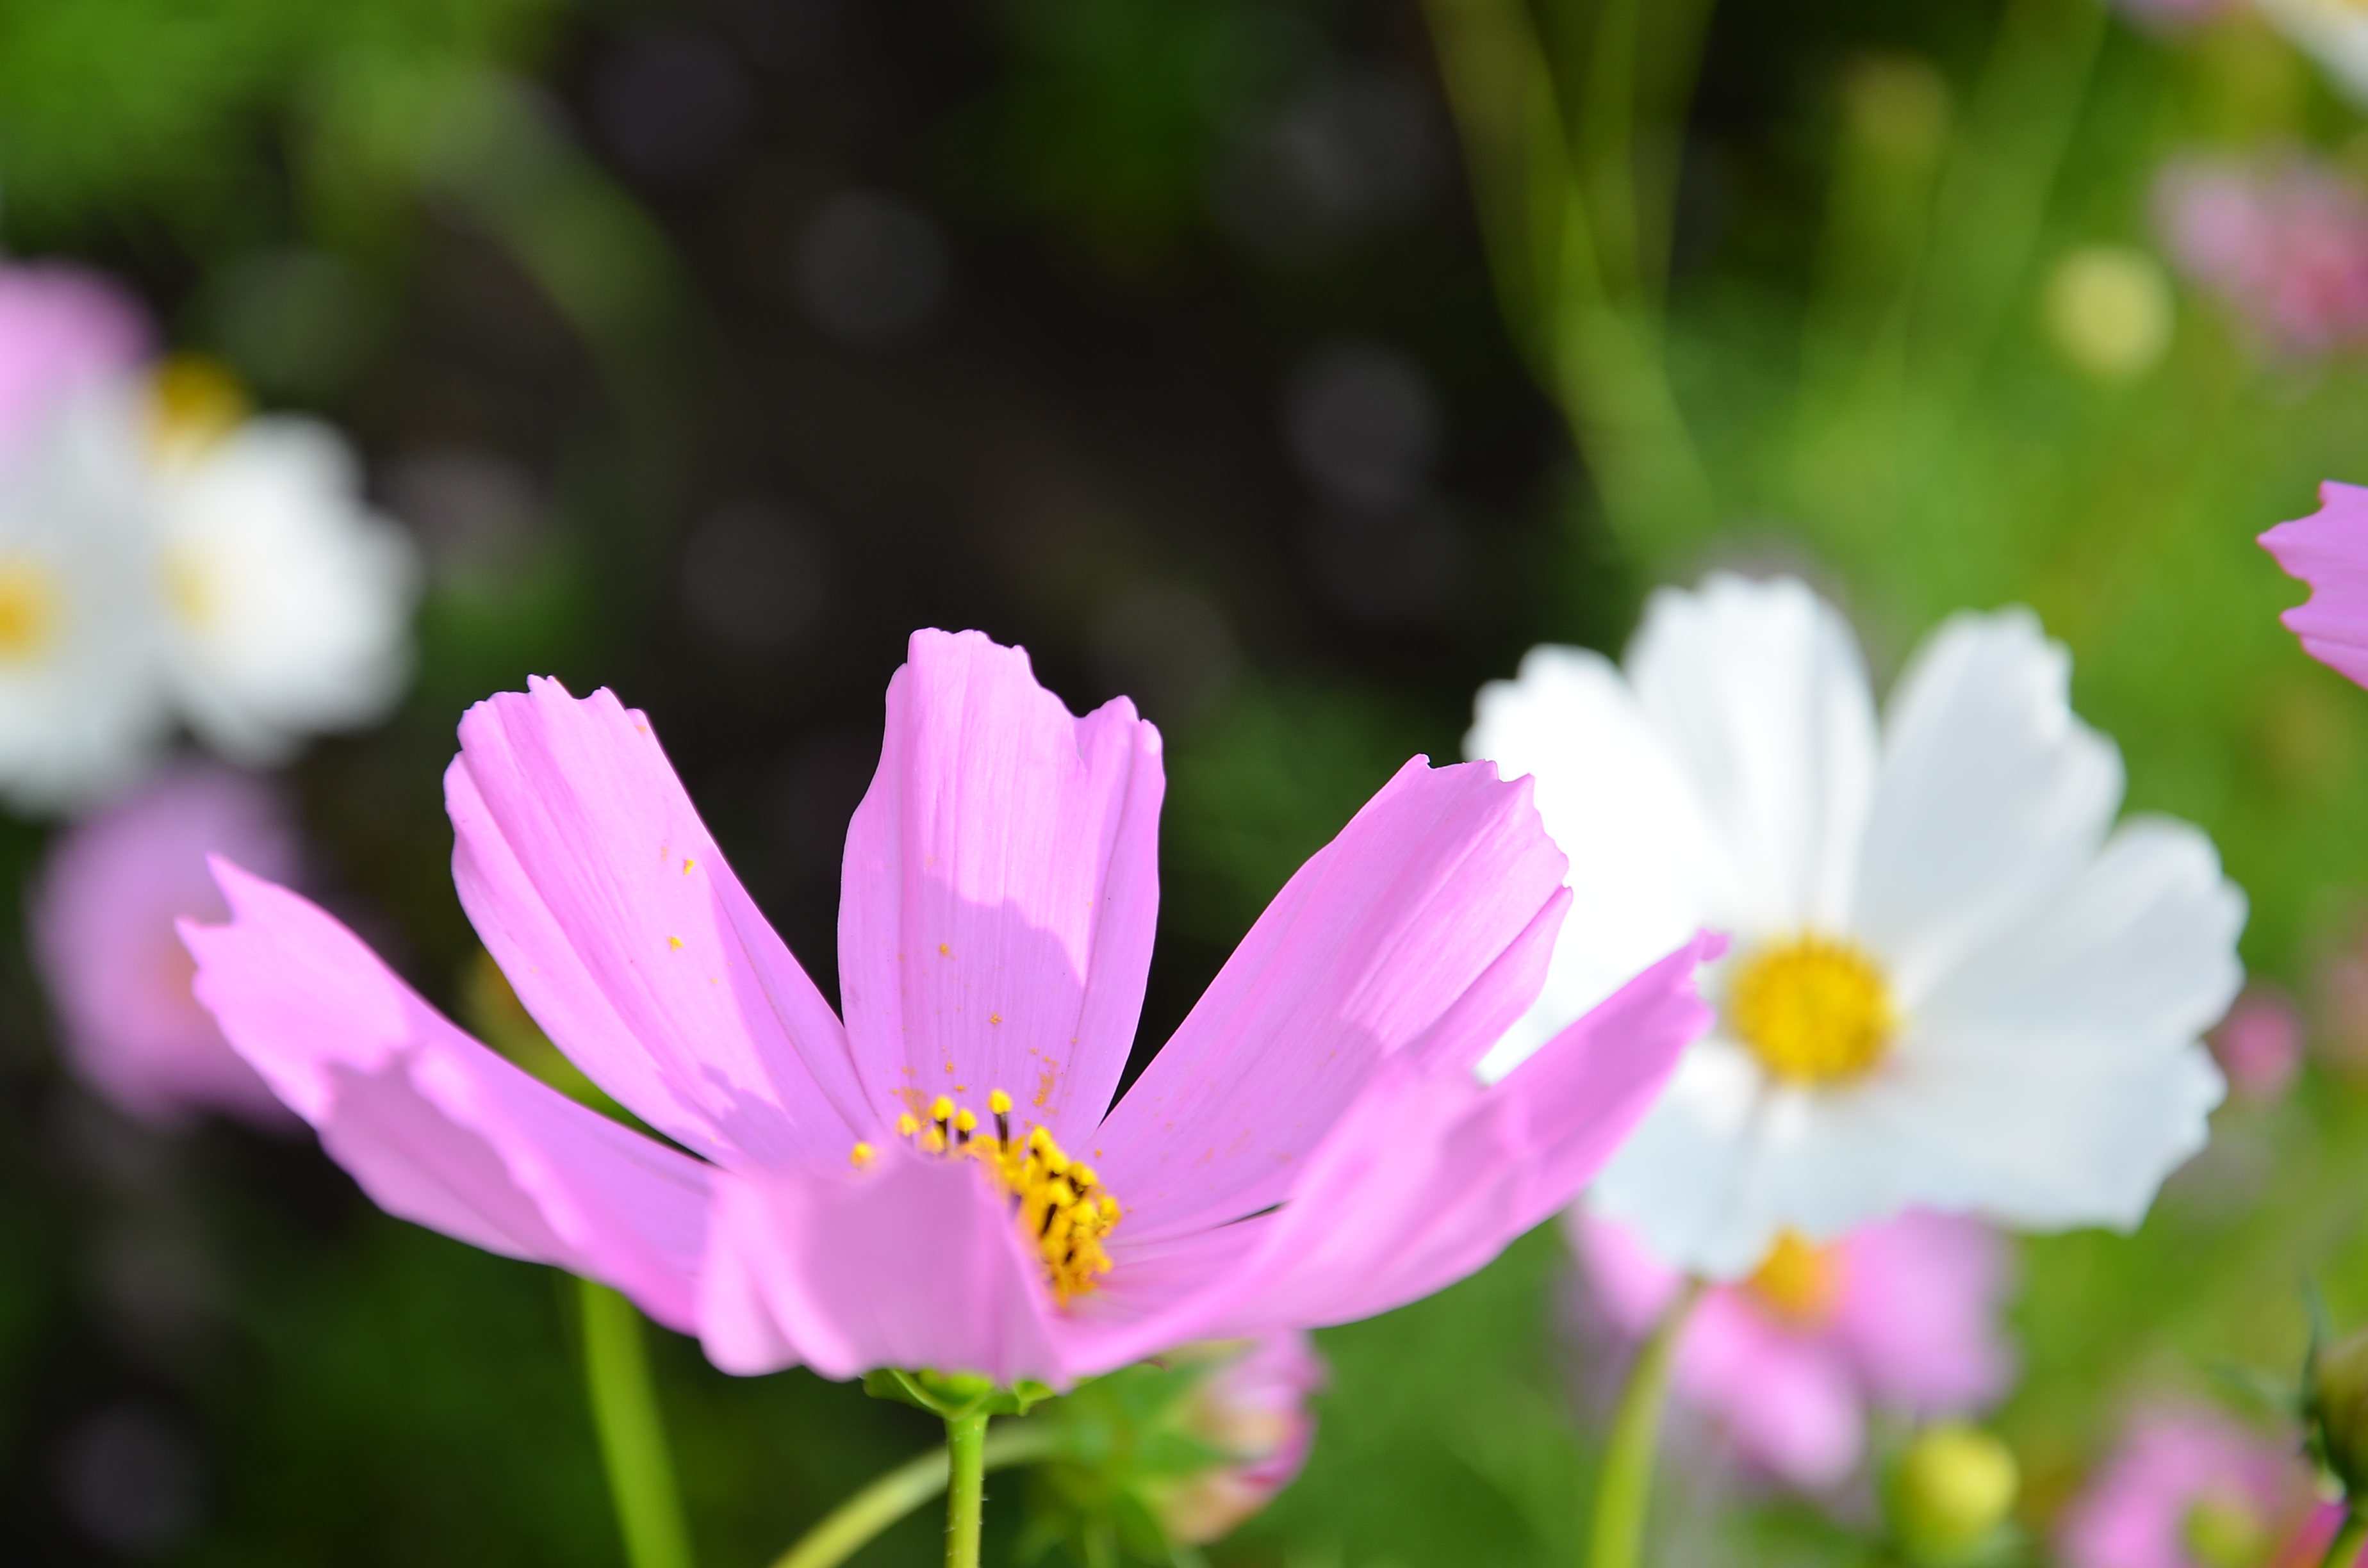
(0, 263, 147, 453)
(1572, 1209, 2014, 1490)
(2264, 480, 2368, 690)
(1141, 1332, 1326, 1544)
(34, 762, 299, 1127)
(2057, 1405, 2329, 1568)
(2209, 986, 2305, 1103)
(182, 630, 1716, 1385)
(2157, 154, 2368, 358)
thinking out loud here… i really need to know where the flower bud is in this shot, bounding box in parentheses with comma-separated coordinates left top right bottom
(2044, 245, 2175, 383)
(1888, 1423, 2019, 1565)
(2182, 1489, 2274, 1568)
(1139, 1333, 1326, 1545)
(2315, 1327, 2368, 1495)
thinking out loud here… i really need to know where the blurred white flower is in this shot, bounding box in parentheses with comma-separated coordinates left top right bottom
(0, 265, 420, 809)
(147, 363, 418, 764)
(2258, 0, 2368, 105)
(1465, 574, 2242, 1277)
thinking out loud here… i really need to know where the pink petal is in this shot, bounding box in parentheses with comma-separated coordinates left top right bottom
(2059, 1405, 2308, 1568)
(1677, 1302, 1864, 1487)
(1566, 1209, 1686, 1335)
(449, 678, 868, 1172)
(698, 1147, 1064, 1382)
(1097, 757, 1577, 1239)
(183, 860, 711, 1331)
(33, 762, 299, 1129)
(0, 264, 147, 453)
(837, 630, 1163, 1145)
(2263, 482, 2368, 690)
(1830, 1211, 2016, 1414)
(1117, 932, 1718, 1350)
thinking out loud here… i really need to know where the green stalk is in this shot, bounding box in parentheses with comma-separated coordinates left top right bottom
(769, 1424, 1063, 1568)
(577, 1278, 695, 1568)
(943, 1409, 991, 1568)
(1588, 1280, 1700, 1568)
(2321, 1508, 2368, 1568)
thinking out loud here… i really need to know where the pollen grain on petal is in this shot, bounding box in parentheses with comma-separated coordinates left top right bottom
(668, 936, 685, 951)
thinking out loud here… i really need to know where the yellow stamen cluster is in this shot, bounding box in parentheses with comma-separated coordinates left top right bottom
(1743, 1229, 1846, 1328)
(1728, 933, 1896, 1085)
(0, 557, 60, 662)
(862, 1086, 1121, 1305)
(148, 355, 249, 464)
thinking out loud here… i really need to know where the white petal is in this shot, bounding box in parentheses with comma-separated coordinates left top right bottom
(1882, 813, 2242, 1229)
(1609, 815, 2242, 1272)
(1918, 815, 2245, 1045)
(158, 418, 422, 762)
(1464, 644, 1727, 1077)
(2258, 0, 2368, 105)
(1587, 1034, 1788, 1278)
(1625, 573, 1878, 934)
(0, 386, 170, 810)
(1853, 608, 2123, 1002)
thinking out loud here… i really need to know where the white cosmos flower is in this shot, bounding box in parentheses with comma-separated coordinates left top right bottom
(153, 402, 420, 764)
(1465, 573, 2242, 1278)
(0, 386, 171, 809)
(0, 355, 420, 808)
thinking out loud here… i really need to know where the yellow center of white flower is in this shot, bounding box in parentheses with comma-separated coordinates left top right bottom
(1728, 934, 1896, 1084)
(0, 557, 62, 663)
(848, 1087, 1121, 1305)
(161, 544, 213, 630)
(147, 355, 248, 466)
(1743, 1229, 1846, 1328)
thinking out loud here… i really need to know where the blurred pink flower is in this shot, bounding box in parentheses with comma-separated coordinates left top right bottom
(183, 629, 1718, 1385)
(34, 762, 297, 1127)
(2157, 154, 2368, 358)
(2057, 1405, 2323, 1568)
(0, 262, 147, 454)
(2264, 480, 2368, 690)
(1143, 1332, 1326, 1544)
(2209, 986, 2305, 1102)
(1572, 1209, 2015, 1490)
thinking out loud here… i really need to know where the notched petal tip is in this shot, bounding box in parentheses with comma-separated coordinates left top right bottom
(2261, 482, 2368, 689)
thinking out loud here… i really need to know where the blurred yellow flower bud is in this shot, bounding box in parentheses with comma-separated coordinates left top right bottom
(1889, 1423, 2020, 1565)
(2182, 1490, 2274, 1568)
(2044, 245, 2175, 382)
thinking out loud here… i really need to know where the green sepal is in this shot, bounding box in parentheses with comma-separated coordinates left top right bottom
(860, 1367, 1061, 1419)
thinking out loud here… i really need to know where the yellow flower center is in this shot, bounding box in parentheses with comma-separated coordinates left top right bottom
(161, 544, 214, 630)
(148, 355, 248, 466)
(0, 557, 62, 663)
(1743, 1229, 1846, 1328)
(851, 1087, 1121, 1306)
(1728, 933, 1896, 1084)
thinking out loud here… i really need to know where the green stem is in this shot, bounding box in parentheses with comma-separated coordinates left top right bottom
(769, 1424, 1063, 1568)
(1588, 1279, 1700, 1568)
(2321, 1507, 2368, 1568)
(944, 1408, 991, 1568)
(577, 1277, 695, 1568)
